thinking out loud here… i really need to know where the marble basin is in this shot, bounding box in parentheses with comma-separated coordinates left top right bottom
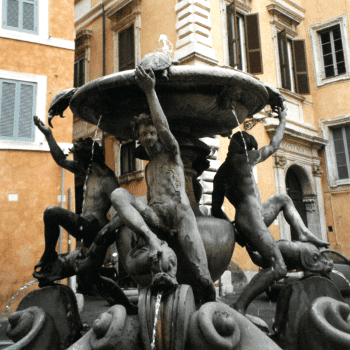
(70, 65, 269, 141)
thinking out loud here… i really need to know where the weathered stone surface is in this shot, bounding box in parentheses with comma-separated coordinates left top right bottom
(274, 276, 344, 350)
(17, 285, 82, 350)
(6, 306, 60, 350)
(298, 297, 350, 350)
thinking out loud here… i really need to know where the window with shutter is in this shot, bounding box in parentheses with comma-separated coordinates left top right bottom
(119, 25, 135, 72)
(74, 57, 85, 88)
(0, 79, 36, 141)
(2, 0, 38, 34)
(332, 125, 350, 180)
(121, 141, 136, 175)
(277, 30, 310, 94)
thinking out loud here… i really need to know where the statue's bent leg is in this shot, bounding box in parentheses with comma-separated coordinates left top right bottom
(176, 209, 216, 302)
(111, 188, 162, 260)
(35, 207, 81, 270)
(233, 217, 287, 314)
(262, 194, 329, 247)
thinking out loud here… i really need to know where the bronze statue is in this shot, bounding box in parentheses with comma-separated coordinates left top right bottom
(33, 116, 120, 279)
(82, 66, 216, 302)
(211, 106, 329, 314)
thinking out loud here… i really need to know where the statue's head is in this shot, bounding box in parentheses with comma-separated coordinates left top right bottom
(69, 137, 104, 164)
(132, 113, 159, 149)
(229, 131, 258, 154)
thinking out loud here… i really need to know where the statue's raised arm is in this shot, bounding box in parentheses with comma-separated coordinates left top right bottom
(135, 66, 179, 156)
(33, 116, 85, 175)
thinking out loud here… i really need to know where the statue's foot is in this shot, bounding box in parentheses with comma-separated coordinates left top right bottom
(298, 232, 330, 248)
(34, 251, 58, 271)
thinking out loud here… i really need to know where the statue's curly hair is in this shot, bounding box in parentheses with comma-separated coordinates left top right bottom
(70, 137, 104, 163)
(230, 131, 258, 153)
(132, 113, 154, 139)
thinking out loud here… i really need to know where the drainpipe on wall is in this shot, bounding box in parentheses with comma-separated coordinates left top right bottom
(59, 167, 65, 255)
(102, 1, 106, 155)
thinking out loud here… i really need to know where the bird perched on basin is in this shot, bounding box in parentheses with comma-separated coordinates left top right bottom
(47, 88, 77, 127)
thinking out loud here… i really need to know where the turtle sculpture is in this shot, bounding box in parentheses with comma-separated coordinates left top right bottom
(47, 88, 77, 127)
(138, 51, 179, 80)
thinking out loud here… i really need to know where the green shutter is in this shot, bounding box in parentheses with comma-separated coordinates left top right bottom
(278, 30, 291, 90)
(292, 40, 310, 94)
(245, 13, 263, 74)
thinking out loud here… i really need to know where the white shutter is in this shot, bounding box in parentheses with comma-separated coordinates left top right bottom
(0, 81, 16, 138)
(6, 0, 19, 28)
(18, 83, 35, 139)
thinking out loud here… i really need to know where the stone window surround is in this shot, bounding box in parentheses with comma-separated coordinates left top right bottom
(308, 15, 350, 87)
(320, 114, 350, 188)
(219, 0, 251, 69)
(0, 0, 74, 50)
(0, 69, 71, 153)
(113, 139, 144, 184)
(267, 3, 304, 93)
(75, 29, 93, 86)
(110, 2, 141, 72)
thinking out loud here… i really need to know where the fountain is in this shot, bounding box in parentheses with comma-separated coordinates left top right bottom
(2, 39, 350, 350)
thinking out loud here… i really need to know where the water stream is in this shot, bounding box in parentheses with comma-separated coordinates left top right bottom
(1, 279, 38, 319)
(150, 291, 163, 350)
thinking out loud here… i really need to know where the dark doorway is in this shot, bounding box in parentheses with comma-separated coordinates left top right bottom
(286, 167, 308, 240)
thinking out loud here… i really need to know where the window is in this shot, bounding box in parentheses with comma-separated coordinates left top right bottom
(118, 25, 135, 72)
(332, 124, 350, 180)
(309, 15, 350, 87)
(226, 1, 262, 74)
(120, 141, 136, 175)
(278, 30, 310, 94)
(2, 0, 38, 34)
(74, 57, 85, 88)
(0, 78, 36, 141)
(319, 25, 346, 78)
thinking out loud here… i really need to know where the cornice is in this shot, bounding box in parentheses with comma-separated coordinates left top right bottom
(267, 3, 304, 26)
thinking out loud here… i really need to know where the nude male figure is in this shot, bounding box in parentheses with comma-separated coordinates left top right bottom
(33, 116, 119, 278)
(211, 106, 329, 314)
(89, 66, 216, 302)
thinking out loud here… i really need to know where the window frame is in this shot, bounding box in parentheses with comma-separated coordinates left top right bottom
(320, 115, 350, 188)
(222, 0, 263, 74)
(0, 78, 37, 141)
(277, 30, 310, 94)
(74, 56, 86, 88)
(309, 15, 350, 87)
(2, 0, 38, 35)
(120, 141, 136, 175)
(331, 124, 350, 181)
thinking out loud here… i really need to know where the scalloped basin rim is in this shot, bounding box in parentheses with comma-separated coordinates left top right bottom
(70, 65, 269, 140)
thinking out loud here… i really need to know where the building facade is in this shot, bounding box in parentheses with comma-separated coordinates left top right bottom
(73, 0, 350, 278)
(0, 0, 76, 310)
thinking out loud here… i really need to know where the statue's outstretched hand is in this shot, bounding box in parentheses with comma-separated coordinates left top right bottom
(277, 104, 287, 122)
(33, 116, 52, 137)
(135, 66, 155, 94)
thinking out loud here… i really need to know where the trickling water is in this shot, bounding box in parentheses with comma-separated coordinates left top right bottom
(1, 280, 38, 319)
(332, 269, 350, 290)
(150, 291, 163, 350)
(80, 115, 103, 236)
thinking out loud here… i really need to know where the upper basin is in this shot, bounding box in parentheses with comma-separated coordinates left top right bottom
(70, 65, 269, 141)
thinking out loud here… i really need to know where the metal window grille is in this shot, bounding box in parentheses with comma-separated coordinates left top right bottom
(2, 0, 38, 34)
(0, 79, 36, 141)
